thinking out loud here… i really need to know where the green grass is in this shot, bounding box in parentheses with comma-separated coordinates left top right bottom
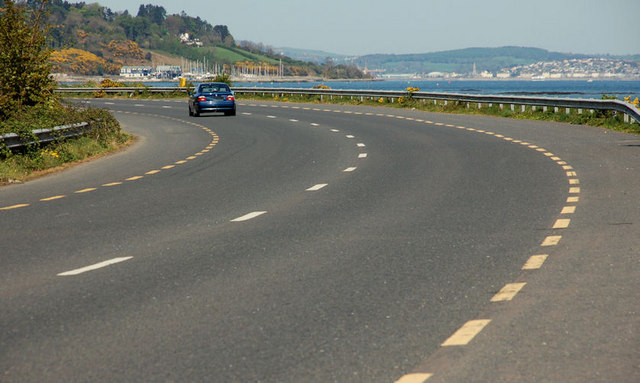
(236, 92, 640, 135)
(1, 104, 133, 184)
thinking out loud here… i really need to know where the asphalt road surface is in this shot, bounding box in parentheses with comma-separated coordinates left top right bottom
(1, 99, 638, 382)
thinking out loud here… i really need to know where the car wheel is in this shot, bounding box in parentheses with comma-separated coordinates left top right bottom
(193, 106, 200, 117)
(225, 108, 236, 116)
(188, 105, 193, 116)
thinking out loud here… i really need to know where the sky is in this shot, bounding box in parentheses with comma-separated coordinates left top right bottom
(95, 0, 640, 56)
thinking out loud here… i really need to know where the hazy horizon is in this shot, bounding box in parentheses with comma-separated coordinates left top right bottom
(92, 0, 639, 57)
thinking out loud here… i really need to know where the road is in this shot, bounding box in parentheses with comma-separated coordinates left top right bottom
(1, 99, 638, 382)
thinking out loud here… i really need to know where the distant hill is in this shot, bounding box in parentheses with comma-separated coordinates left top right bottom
(276, 47, 354, 64)
(43, 1, 368, 78)
(355, 47, 591, 74)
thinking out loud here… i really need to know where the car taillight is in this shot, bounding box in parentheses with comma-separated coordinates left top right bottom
(226, 95, 235, 101)
(197, 96, 207, 102)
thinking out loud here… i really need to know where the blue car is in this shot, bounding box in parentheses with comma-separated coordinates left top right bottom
(188, 82, 236, 117)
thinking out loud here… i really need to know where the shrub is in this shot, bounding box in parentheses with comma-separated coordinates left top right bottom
(0, 0, 56, 120)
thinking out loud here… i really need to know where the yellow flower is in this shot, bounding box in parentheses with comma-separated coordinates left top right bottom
(44, 150, 59, 158)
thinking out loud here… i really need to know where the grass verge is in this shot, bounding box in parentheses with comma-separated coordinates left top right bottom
(0, 102, 133, 185)
(238, 92, 640, 135)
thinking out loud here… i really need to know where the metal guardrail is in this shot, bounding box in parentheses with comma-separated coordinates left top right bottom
(0, 122, 92, 149)
(56, 87, 186, 94)
(234, 87, 640, 124)
(54, 87, 640, 124)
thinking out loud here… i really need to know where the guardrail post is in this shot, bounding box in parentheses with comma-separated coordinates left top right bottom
(521, 105, 526, 112)
(511, 104, 515, 111)
(555, 107, 559, 113)
(624, 114, 629, 123)
(499, 104, 504, 110)
(566, 108, 571, 115)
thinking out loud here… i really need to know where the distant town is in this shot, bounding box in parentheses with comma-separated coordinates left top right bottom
(368, 58, 640, 80)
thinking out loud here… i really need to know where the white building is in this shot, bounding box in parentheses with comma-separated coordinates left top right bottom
(120, 65, 153, 77)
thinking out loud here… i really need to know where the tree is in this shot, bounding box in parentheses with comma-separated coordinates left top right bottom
(137, 4, 165, 26)
(0, 0, 56, 120)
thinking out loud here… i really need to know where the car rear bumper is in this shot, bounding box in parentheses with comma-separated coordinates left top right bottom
(196, 101, 235, 112)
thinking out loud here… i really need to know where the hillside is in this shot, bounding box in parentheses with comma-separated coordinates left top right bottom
(355, 47, 590, 74)
(42, 1, 368, 79)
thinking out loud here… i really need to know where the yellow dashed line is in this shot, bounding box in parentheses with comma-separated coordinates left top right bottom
(569, 179, 580, 185)
(491, 283, 527, 302)
(103, 182, 122, 187)
(75, 188, 97, 193)
(162, 165, 176, 169)
(570, 187, 581, 193)
(522, 254, 549, 270)
(541, 235, 562, 246)
(145, 170, 161, 175)
(40, 195, 66, 201)
(441, 319, 491, 346)
(567, 196, 580, 203)
(0, 204, 30, 210)
(553, 218, 571, 229)
(561, 206, 576, 214)
(126, 176, 143, 181)
(175, 160, 187, 164)
(394, 373, 433, 383)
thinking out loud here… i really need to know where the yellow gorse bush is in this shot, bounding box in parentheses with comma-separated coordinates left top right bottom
(623, 96, 639, 108)
(406, 87, 420, 92)
(43, 149, 59, 158)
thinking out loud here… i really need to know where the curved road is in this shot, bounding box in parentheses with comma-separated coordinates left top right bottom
(1, 99, 638, 382)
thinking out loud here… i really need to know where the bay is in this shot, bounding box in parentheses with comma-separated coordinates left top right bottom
(233, 80, 640, 100)
(70, 79, 640, 101)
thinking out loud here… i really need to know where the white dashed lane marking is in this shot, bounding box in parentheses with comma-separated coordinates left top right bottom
(231, 211, 267, 222)
(306, 184, 328, 191)
(58, 257, 133, 276)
